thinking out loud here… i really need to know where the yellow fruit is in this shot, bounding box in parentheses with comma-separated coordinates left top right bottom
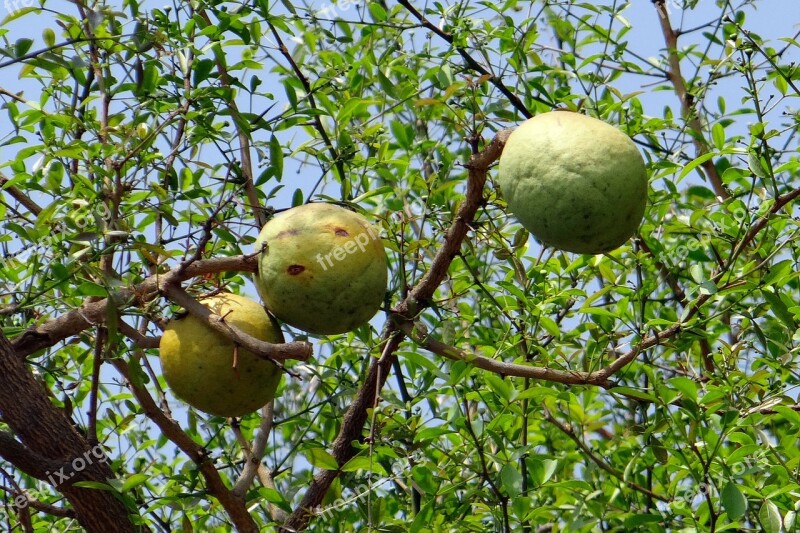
(254, 203, 387, 335)
(498, 111, 648, 254)
(159, 293, 283, 417)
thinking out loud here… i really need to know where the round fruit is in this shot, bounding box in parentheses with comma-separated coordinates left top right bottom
(497, 111, 648, 254)
(254, 203, 387, 335)
(159, 293, 283, 417)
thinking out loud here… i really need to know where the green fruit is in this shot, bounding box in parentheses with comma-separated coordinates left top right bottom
(159, 293, 283, 417)
(498, 111, 648, 254)
(254, 203, 387, 335)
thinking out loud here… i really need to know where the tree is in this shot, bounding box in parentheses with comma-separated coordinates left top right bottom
(1, 0, 798, 531)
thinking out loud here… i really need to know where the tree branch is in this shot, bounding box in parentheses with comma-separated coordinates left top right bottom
(397, 1, 545, 116)
(0, 172, 42, 216)
(110, 358, 259, 532)
(265, 19, 346, 187)
(543, 408, 668, 502)
(159, 279, 312, 368)
(280, 129, 514, 532)
(11, 255, 311, 363)
(0, 432, 65, 480)
(654, 0, 728, 199)
(232, 403, 287, 522)
(0, 332, 141, 531)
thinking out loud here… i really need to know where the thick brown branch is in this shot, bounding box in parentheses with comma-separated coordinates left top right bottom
(118, 321, 160, 349)
(0, 432, 65, 480)
(111, 358, 258, 532)
(0, 333, 141, 531)
(10, 492, 75, 519)
(280, 129, 513, 532)
(654, 1, 728, 199)
(12, 255, 310, 364)
(397, 319, 683, 387)
(0, 172, 42, 216)
(279, 334, 402, 532)
(397, 129, 514, 315)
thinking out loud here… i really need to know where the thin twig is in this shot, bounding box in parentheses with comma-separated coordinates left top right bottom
(232, 403, 287, 524)
(198, 9, 267, 227)
(158, 281, 311, 369)
(265, 19, 346, 188)
(397, 0, 546, 117)
(543, 408, 668, 502)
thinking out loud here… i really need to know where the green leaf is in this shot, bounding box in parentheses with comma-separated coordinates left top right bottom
(42, 28, 56, 46)
(269, 135, 283, 181)
(679, 153, 716, 182)
(511, 496, 532, 520)
(483, 373, 514, 403)
(411, 465, 438, 494)
(368, 2, 387, 21)
(748, 151, 770, 179)
(257, 487, 292, 513)
(772, 406, 800, 428)
(390, 120, 411, 149)
(120, 473, 149, 492)
(711, 122, 725, 149)
(698, 280, 718, 295)
(609, 386, 657, 403)
(650, 437, 669, 464)
(759, 500, 782, 533)
(762, 290, 797, 329)
(669, 377, 699, 402)
(77, 282, 108, 297)
(624, 514, 662, 528)
(721, 482, 747, 520)
(785, 510, 797, 531)
(307, 448, 339, 470)
(72, 481, 115, 491)
(414, 426, 453, 443)
(409, 501, 434, 530)
(291, 188, 304, 206)
(340, 456, 386, 475)
(1, 6, 39, 24)
(193, 59, 215, 85)
(500, 464, 522, 497)
(15, 38, 33, 57)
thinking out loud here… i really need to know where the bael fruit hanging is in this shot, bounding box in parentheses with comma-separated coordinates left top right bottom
(497, 111, 648, 254)
(253, 203, 388, 335)
(159, 292, 283, 417)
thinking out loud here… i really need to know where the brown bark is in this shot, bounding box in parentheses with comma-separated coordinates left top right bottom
(0, 332, 142, 532)
(279, 130, 514, 531)
(111, 358, 260, 532)
(654, 0, 728, 199)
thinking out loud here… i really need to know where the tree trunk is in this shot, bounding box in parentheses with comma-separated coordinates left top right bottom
(0, 332, 141, 532)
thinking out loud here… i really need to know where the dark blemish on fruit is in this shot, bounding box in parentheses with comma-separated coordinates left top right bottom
(287, 265, 305, 275)
(274, 229, 300, 239)
(335, 228, 349, 237)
